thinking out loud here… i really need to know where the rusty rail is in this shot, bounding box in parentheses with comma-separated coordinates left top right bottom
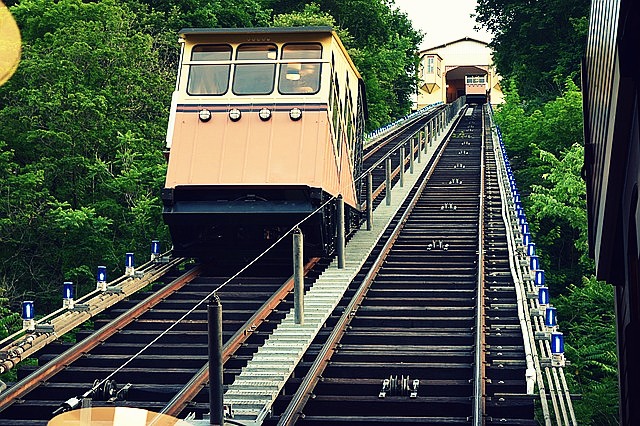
(0, 256, 185, 375)
(0, 264, 201, 413)
(276, 110, 463, 426)
(160, 258, 321, 418)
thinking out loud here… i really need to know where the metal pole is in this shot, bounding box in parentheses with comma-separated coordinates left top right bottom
(417, 136, 422, 163)
(385, 156, 392, 206)
(337, 196, 345, 269)
(366, 172, 373, 230)
(428, 122, 433, 147)
(399, 146, 405, 188)
(425, 128, 429, 152)
(409, 138, 415, 174)
(208, 295, 223, 426)
(293, 229, 304, 325)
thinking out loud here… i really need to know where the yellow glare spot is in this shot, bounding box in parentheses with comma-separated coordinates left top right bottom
(0, 1, 21, 86)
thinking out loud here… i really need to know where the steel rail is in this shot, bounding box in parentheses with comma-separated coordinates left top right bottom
(473, 106, 487, 425)
(0, 255, 184, 375)
(160, 258, 321, 418)
(0, 264, 201, 413)
(0, 251, 175, 350)
(362, 105, 443, 161)
(276, 107, 466, 426)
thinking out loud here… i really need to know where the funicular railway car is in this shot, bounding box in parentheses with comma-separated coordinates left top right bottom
(162, 27, 367, 259)
(465, 74, 487, 104)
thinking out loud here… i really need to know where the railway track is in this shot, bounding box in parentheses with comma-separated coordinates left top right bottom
(0, 258, 329, 425)
(0, 101, 557, 425)
(263, 106, 534, 425)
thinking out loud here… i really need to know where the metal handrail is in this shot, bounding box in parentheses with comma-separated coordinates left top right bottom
(473, 106, 487, 425)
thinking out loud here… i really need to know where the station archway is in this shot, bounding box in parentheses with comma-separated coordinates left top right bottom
(445, 65, 488, 103)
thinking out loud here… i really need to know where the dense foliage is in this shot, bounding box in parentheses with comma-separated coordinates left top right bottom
(474, 0, 590, 105)
(0, 1, 421, 324)
(484, 0, 620, 418)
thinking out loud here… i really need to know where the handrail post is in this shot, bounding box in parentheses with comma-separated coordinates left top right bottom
(417, 135, 422, 163)
(208, 295, 223, 426)
(337, 196, 345, 269)
(293, 229, 304, 325)
(366, 172, 373, 230)
(410, 138, 415, 174)
(399, 146, 405, 188)
(385, 157, 392, 206)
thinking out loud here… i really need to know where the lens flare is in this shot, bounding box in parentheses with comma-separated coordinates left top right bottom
(0, 1, 21, 86)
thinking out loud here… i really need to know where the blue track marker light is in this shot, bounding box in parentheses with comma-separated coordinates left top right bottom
(514, 193, 521, 203)
(151, 240, 160, 261)
(63, 281, 74, 309)
(523, 232, 532, 246)
(534, 270, 545, 287)
(550, 331, 566, 366)
(527, 243, 536, 257)
(97, 265, 107, 291)
(125, 252, 135, 277)
(530, 255, 540, 270)
(545, 306, 558, 328)
(22, 301, 35, 331)
(551, 332, 564, 354)
(521, 223, 529, 234)
(538, 286, 550, 307)
(518, 213, 527, 226)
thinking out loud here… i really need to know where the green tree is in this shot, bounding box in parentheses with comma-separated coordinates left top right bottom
(0, 0, 172, 309)
(556, 276, 619, 424)
(475, 0, 590, 104)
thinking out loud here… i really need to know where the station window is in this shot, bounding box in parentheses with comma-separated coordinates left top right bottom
(187, 44, 232, 96)
(466, 75, 486, 84)
(426, 56, 434, 74)
(232, 44, 278, 95)
(278, 43, 322, 95)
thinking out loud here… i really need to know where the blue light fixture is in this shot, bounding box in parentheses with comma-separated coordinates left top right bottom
(538, 286, 550, 306)
(63, 281, 74, 309)
(63, 282, 74, 300)
(22, 301, 34, 320)
(519, 214, 527, 226)
(534, 270, 545, 286)
(151, 240, 160, 261)
(523, 232, 532, 246)
(521, 222, 530, 234)
(22, 301, 35, 331)
(545, 306, 557, 328)
(530, 255, 540, 270)
(527, 243, 536, 256)
(125, 252, 135, 276)
(551, 332, 564, 355)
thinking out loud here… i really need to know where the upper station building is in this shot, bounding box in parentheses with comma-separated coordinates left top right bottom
(417, 37, 503, 107)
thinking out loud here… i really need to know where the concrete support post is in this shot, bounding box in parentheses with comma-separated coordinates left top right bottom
(385, 156, 392, 206)
(410, 138, 415, 174)
(293, 229, 304, 325)
(337, 196, 345, 269)
(417, 136, 422, 163)
(366, 172, 373, 231)
(399, 145, 405, 188)
(208, 295, 224, 426)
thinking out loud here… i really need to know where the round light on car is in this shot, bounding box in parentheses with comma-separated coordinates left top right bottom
(258, 108, 272, 121)
(229, 108, 242, 122)
(289, 107, 302, 121)
(198, 109, 212, 122)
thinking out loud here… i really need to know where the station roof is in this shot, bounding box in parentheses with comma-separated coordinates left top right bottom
(179, 26, 334, 36)
(420, 36, 490, 54)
